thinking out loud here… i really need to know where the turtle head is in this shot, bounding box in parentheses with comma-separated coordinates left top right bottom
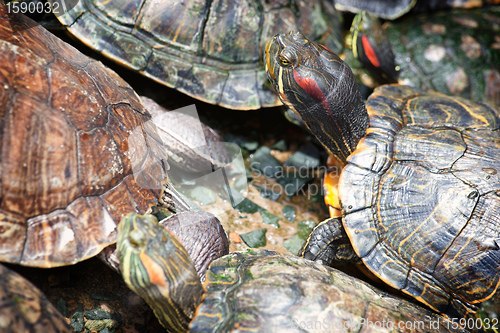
(117, 213, 203, 332)
(265, 31, 369, 162)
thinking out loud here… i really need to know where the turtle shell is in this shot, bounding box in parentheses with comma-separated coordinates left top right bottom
(189, 249, 458, 332)
(0, 4, 167, 267)
(385, 8, 500, 106)
(340, 84, 500, 318)
(335, 0, 416, 20)
(50, 0, 343, 110)
(0, 263, 73, 332)
(335, 0, 500, 19)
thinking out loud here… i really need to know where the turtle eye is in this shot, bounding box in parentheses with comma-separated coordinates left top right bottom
(279, 55, 291, 67)
(278, 49, 297, 67)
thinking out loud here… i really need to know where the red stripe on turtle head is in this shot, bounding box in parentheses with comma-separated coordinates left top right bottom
(361, 35, 380, 68)
(320, 44, 333, 53)
(293, 69, 331, 114)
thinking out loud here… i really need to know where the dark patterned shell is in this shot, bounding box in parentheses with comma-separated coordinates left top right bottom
(0, 263, 73, 332)
(335, 0, 416, 19)
(0, 4, 167, 267)
(340, 84, 500, 318)
(335, 0, 500, 19)
(385, 9, 500, 106)
(50, 0, 342, 110)
(189, 249, 458, 332)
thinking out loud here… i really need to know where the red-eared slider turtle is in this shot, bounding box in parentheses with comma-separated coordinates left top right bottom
(351, 9, 500, 106)
(48, 0, 343, 110)
(0, 263, 73, 332)
(0, 3, 228, 275)
(117, 213, 462, 333)
(265, 31, 500, 322)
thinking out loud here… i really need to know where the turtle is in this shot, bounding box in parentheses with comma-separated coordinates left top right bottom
(47, 0, 343, 110)
(265, 31, 500, 322)
(350, 8, 500, 106)
(117, 213, 462, 333)
(0, 2, 229, 278)
(0, 262, 73, 332)
(334, 0, 500, 20)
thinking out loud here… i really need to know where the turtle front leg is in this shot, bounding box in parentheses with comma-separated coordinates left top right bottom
(299, 217, 359, 266)
(158, 182, 193, 213)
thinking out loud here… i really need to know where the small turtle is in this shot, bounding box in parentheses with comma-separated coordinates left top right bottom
(117, 213, 460, 333)
(265, 31, 500, 321)
(351, 9, 500, 106)
(48, 0, 343, 110)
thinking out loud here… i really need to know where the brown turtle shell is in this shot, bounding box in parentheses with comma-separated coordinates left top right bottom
(0, 3, 167, 267)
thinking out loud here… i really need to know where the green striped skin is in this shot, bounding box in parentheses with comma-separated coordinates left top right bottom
(265, 31, 369, 163)
(117, 213, 203, 332)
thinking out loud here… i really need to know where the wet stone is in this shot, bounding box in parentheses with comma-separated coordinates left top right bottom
(223, 133, 259, 151)
(271, 139, 288, 151)
(187, 186, 217, 206)
(70, 305, 85, 332)
(254, 185, 281, 201)
(260, 210, 281, 228)
(276, 171, 315, 197)
(283, 142, 321, 169)
(298, 220, 317, 239)
(240, 228, 267, 248)
(56, 297, 70, 318)
(251, 146, 282, 178)
(234, 197, 261, 214)
(85, 319, 119, 332)
(84, 308, 115, 320)
(282, 205, 296, 223)
(283, 234, 305, 255)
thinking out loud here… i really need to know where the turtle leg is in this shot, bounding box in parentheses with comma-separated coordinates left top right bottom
(158, 182, 193, 213)
(159, 210, 229, 282)
(299, 217, 359, 266)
